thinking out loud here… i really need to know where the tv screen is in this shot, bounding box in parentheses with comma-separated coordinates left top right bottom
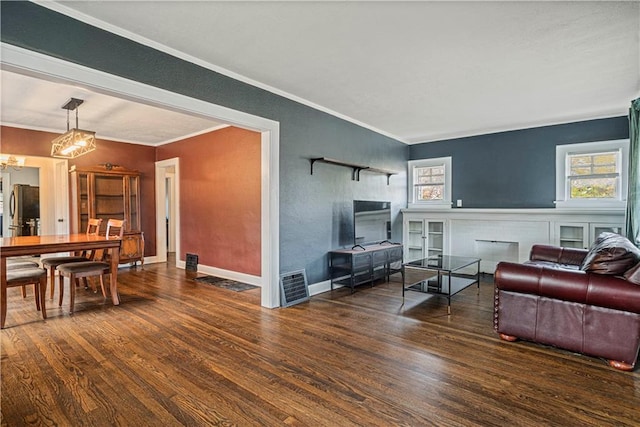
(353, 200, 391, 247)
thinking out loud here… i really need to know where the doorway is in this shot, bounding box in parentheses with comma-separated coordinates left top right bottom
(0, 166, 41, 237)
(0, 155, 69, 238)
(1, 43, 280, 308)
(155, 158, 180, 267)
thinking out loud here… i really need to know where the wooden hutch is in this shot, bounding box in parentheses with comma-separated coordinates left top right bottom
(69, 164, 144, 265)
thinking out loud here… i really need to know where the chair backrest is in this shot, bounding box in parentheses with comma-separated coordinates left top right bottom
(78, 218, 103, 260)
(106, 219, 125, 239)
(86, 218, 102, 235)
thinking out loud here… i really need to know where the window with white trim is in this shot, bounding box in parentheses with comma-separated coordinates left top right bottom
(408, 157, 452, 209)
(555, 139, 629, 209)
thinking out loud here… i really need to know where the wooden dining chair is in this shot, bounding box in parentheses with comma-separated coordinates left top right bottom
(1, 267, 47, 328)
(41, 218, 102, 299)
(57, 219, 125, 313)
(7, 257, 41, 298)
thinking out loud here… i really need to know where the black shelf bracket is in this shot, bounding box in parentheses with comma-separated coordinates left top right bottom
(309, 157, 397, 185)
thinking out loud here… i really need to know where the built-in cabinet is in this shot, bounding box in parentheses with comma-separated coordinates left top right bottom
(403, 218, 447, 262)
(556, 222, 624, 249)
(402, 209, 625, 274)
(69, 165, 144, 265)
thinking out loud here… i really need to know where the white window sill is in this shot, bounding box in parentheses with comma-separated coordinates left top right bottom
(554, 200, 627, 210)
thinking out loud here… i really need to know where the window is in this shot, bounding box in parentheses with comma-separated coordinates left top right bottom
(556, 140, 629, 209)
(408, 157, 452, 209)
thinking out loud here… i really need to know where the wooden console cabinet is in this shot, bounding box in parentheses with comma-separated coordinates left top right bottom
(69, 165, 144, 265)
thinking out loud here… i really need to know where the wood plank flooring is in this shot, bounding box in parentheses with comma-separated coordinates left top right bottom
(2, 261, 639, 426)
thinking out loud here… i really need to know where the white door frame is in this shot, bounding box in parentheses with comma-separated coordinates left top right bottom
(0, 155, 69, 237)
(1, 43, 281, 308)
(154, 158, 180, 266)
(166, 171, 176, 253)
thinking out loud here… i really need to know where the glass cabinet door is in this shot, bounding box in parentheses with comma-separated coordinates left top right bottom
(426, 221, 444, 257)
(78, 173, 90, 233)
(93, 174, 125, 232)
(591, 224, 623, 241)
(404, 219, 447, 262)
(556, 223, 589, 249)
(406, 220, 425, 262)
(127, 175, 140, 232)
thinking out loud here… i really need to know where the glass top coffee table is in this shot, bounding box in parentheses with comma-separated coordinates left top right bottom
(402, 255, 481, 314)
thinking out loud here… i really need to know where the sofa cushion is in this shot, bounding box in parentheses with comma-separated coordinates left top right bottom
(625, 262, 640, 285)
(525, 260, 580, 271)
(580, 232, 640, 275)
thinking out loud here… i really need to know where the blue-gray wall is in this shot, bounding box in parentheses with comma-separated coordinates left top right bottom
(1, 2, 408, 284)
(410, 117, 629, 208)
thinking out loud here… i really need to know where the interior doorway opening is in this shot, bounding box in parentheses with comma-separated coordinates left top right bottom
(0, 43, 281, 308)
(1, 166, 40, 237)
(0, 155, 69, 238)
(155, 158, 180, 268)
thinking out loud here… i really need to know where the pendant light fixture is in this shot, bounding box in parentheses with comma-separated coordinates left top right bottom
(51, 98, 96, 159)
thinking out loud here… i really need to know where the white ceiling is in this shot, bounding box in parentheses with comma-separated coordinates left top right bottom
(0, 71, 228, 145)
(2, 1, 639, 145)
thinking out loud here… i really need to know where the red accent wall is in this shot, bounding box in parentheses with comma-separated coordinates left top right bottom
(1, 126, 157, 256)
(1, 125, 261, 275)
(156, 126, 261, 276)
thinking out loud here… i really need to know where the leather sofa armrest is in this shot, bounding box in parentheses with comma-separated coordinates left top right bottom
(495, 261, 640, 314)
(529, 244, 588, 266)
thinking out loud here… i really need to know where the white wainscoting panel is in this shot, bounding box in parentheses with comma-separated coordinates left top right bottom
(449, 219, 550, 272)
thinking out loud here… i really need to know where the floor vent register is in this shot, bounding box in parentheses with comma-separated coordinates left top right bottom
(279, 269, 310, 307)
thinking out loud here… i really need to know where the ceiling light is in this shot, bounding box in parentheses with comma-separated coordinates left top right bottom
(51, 98, 96, 159)
(0, 154, 26, 171)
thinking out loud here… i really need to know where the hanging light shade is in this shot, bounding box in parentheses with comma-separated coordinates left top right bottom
(51, 98, 96, 159)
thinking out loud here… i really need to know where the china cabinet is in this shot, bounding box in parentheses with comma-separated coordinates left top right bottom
(69, 165, 144, 265)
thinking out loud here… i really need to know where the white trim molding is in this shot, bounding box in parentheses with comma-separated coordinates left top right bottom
(555, 139, 629, 210)
(407, 157, 452, 210)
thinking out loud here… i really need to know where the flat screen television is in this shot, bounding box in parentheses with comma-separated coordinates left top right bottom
(353, 200, 391, 248)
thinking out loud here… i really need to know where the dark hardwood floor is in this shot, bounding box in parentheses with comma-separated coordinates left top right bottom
(2, 261, 639, 426)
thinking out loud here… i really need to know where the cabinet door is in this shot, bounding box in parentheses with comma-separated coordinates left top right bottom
(590, 223, 624, 243)
(93, 174, 126, 231)
(405, 219, 425, 262)
(555, 223, 589, 249)
(77, 173, 90, 233)
(403, 218, 446, 262)
(127, 175, 141, 232)
(426, 221, 444, 257)
(121, 233, 144, 263)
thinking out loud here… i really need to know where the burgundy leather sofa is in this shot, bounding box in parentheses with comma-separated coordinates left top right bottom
(494, 237, 640, 371)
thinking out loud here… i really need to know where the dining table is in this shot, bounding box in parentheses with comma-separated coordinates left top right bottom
(1, 233, 122, 306)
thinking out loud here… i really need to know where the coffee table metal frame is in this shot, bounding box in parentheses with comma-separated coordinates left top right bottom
(402, 255, 481, 314)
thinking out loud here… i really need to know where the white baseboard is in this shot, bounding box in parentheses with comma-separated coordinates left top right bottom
(308, 279, 343, 296)
(175, 259, 262, 287)
(137, 258, 339, 296)
(141, 255, 160, 265)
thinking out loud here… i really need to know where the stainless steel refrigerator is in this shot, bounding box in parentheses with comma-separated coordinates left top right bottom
(9, 184, 40, 236)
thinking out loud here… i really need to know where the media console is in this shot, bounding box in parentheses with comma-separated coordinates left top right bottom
(329, 243, 403, 293)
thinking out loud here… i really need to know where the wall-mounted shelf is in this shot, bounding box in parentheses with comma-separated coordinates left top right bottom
(309, 157, 397, 185)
